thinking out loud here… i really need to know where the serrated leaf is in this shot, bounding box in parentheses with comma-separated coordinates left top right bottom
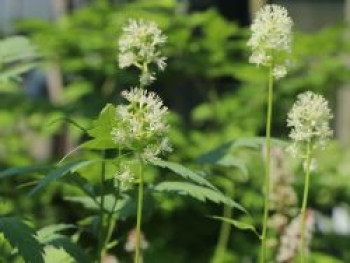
(154, 182, 246, 212)
(211, 216, 260, 238)
(29, 160, 96, 196)
(150, 159, 216, 190)
(85, 104, 116, 150)
(0, 216, 44, 263)
(0, 164, 50, 179)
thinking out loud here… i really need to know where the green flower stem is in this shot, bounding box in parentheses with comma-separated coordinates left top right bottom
(98, 151, 106, 263)
(300, 141, 312, 263)
(135, 157, 145, 263)
(261, 66, 274, 263)
(212, 184, 235, 263)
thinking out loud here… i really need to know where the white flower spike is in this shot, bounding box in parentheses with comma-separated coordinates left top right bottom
(111, 87, 171, 161)
(248, 4, 293, 79)
(118, 19, 167, 86)
(287, 91, 333, 158)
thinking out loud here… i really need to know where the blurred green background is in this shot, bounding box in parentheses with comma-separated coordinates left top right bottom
(1, 0, 350, 262)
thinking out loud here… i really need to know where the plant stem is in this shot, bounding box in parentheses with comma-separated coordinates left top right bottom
(103, 148, 122, 250)
(103, 186, 119, 250)
(300, 141, 312, 263)
(134, 157, 144, 263)
(98, 151, 106, 263)
(260, 66, 274, 263)
(212, 184, 234, 263)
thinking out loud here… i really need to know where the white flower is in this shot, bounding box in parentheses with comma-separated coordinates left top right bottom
(139, 71, 156, 86)
(111, 88, 171, 159)
(114, 165, 135, 189)
(118, 52, 135, 68)
(118, 19, 167, 85)
(287, 91, 333, 158)
(248, 4, 293, 79)
(273, 65, 287, 80)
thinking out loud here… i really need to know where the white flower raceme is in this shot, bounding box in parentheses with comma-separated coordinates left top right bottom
(118, 19, 167, 86)
(248, 4, 293, 79)
(111, 88, 172, 161)
(287, 91, 333, 158)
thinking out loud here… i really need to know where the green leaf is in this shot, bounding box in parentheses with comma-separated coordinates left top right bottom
(0, 216, 44, 263)
(154, 182, 246, 212)
(61, 173, 95, 197)
(0, 164, 50, 179)
(48, 238, 89, 263)
(211, 216, 261, 238)
(65, 195, 129, 213)
(0, 36, 37, 64)
(85, 104, 116, 149)
(43, 246, 74, 263)
(29, 160, 96, 196)
(0, 62, 37, 82)
(150, 159, 216, 190)
(37, 224, 75, 244)
(37, 224, 89, 263)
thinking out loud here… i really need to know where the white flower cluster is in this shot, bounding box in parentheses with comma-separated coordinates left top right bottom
(277, 210, 315, 262)
(287, 91, 333, 158)
(111, 88, 172, 161)
(118, 19, 167, 86)
(114, 165, 135, 190)
(248, 4, 293, 79)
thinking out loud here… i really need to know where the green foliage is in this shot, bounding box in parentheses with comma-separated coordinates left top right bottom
(0, 36, 37, 83)
(37, 224, 89, 263)
(150, 159, 216, 189)
(29, 160, 97, 196)
(155, 181, 245, 212)
(0, 216, 44, 263)
(43, 246, 74, 263)
(211, 216, 260, 239)
(0, 0, 348, 262)
(84, 104, 117, 150)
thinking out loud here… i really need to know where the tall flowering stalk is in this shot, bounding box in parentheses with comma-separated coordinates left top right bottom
(248, 5, 293, 262)
(117, 19, 169, 263)
(287, 91, 332, 262)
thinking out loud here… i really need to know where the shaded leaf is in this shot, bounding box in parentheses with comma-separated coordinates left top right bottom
(0, 164, 50, 179)
(29, 160, 96, 196)
(0, 216, 44, 263)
